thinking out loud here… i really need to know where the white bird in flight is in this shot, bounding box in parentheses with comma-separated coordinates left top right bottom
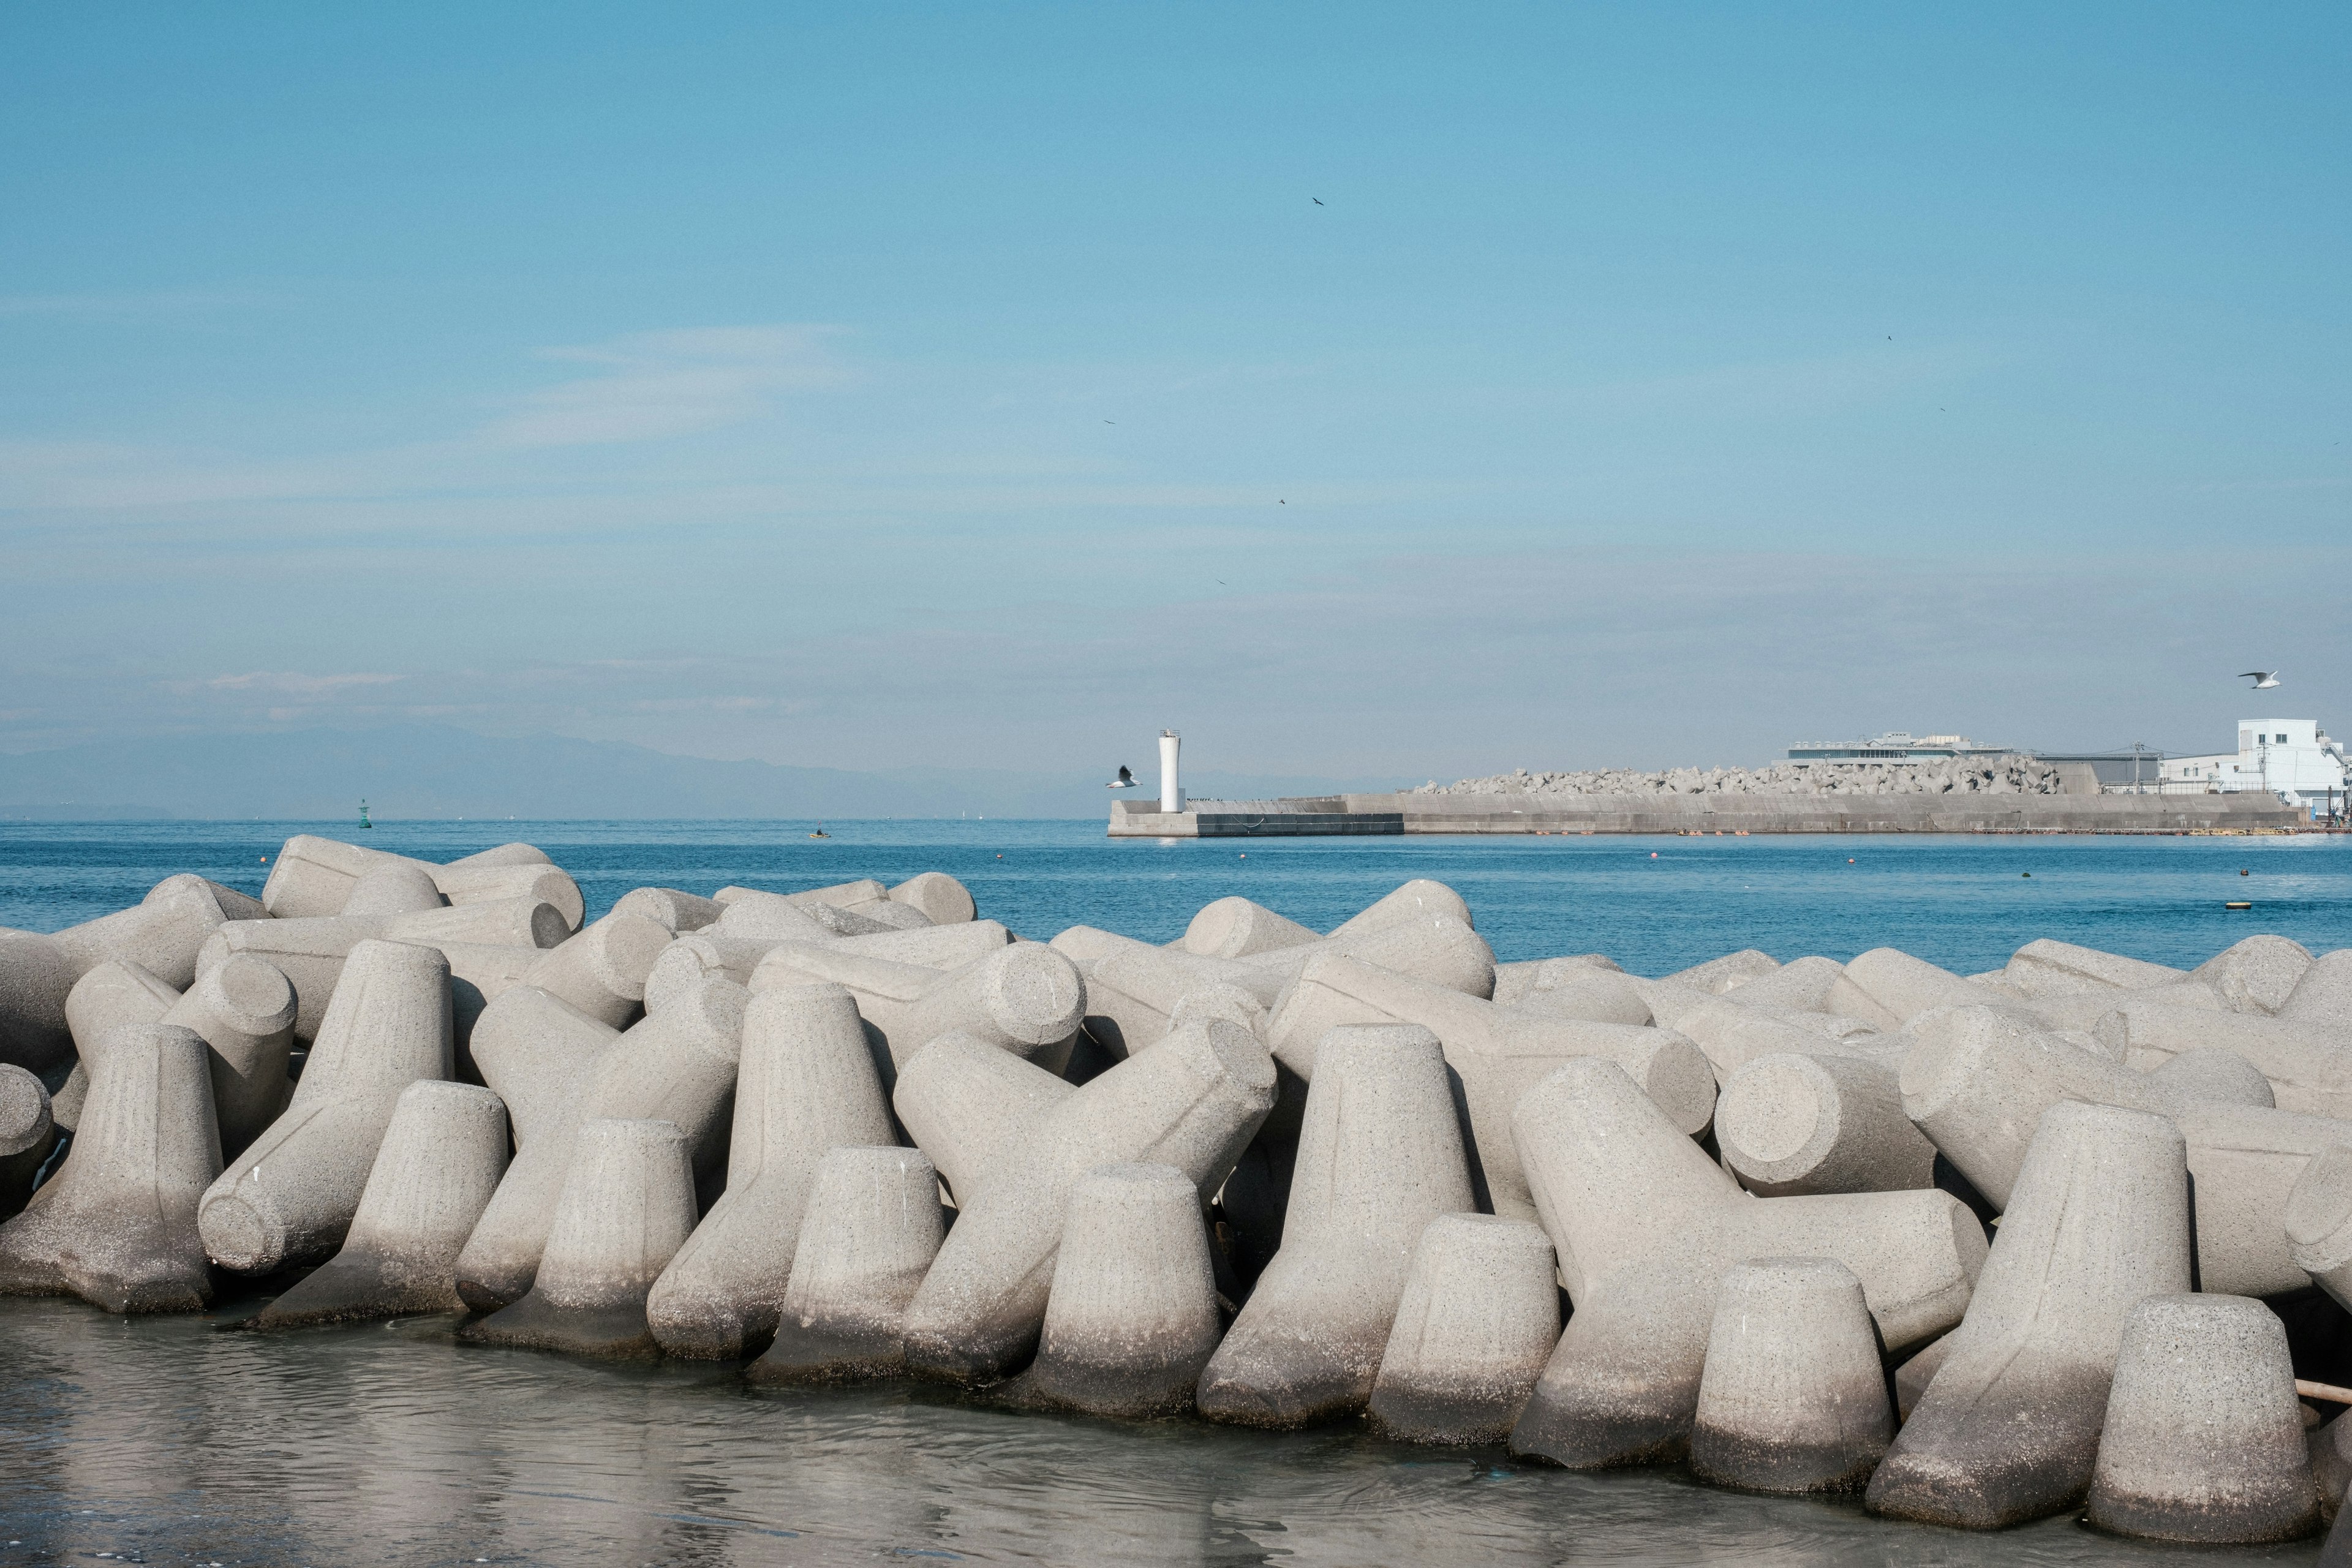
(2242, 670, 2281, 690)
(1106, 764, 1138, 789)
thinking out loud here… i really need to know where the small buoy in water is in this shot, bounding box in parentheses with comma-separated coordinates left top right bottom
(1847, 858, 1855, 864)
(1650, 851, 1659, 859)
(2241, 869, 2252, 876)
(2226, 900, 2252, 910)
(2022, 872, 2031, 878)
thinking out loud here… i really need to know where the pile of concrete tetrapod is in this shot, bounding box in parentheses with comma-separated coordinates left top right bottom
(6, 834, 2352, 1549)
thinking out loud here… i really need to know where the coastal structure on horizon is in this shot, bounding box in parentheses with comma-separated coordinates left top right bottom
(1111, 717, 2343, 837)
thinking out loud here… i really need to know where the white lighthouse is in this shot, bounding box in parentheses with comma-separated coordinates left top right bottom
(1159, 729, 1184, 813)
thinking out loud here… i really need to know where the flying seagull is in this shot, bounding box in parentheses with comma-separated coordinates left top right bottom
(1107, 764, 1138, 789)
(2242, 670, 2282, 690)
(1313, 198, 1324, 205)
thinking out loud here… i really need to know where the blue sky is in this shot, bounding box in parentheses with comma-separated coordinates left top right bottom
(2, 3, 2345, 782)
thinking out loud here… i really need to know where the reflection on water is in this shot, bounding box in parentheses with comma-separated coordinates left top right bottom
(0, 1298, 2323, 1567)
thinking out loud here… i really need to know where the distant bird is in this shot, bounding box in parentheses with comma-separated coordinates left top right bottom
(1313, 198, 1324, 205)
(1279, 499, 1286, 505)
(1107, 765, 1138, 789)
(1104, 419, 1115, 424)
(2242, 669, 2282, 690)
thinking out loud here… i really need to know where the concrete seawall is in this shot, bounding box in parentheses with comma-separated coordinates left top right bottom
(1109, 793, 2308, 838)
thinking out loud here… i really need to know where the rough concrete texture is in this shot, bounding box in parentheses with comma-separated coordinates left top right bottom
(888, 872, 976, 926)
(748, 921, 1014, 991)
(453, 986, 625, 1311)
(1006, 1161, 1221, 1418)
(2085, 1293, 2317, 1544)
(197, 918, 372, 1044)
(1837, 948, 2012, 1028)
(2282, 949, 2352, 1034)
(1507, 1059, 1983, 1469)
(2285, 1144, 2352, 1313)
(249, 1080, 510, 1329)
(1511, 967, 1652, 1027)
(382, 897, 570, 952)
(2095, 996, 2352, 1118)
(2002, 938, 2183, 1000)
(1904, 1002, 2350, 1293)
(1366, 1213, 1559, 1445)
(1199, 1024, 1476, 1428)
(1182, 897, 1322, 960)
(1717, 1051, 1937, 1197)
(1662, 949, 1779, 995)
(50, 875, 241, 991)
(336, 861, 448, 923)
(199, 939, 454, 1275)
(434, 941, 544, 1068)
(519, 912, 671, 1031)
(711, 892, 843, 943)
(160, 952, 297, 1159)
(644, 933, 782, 1016)
(2195, 935, 2315, 1016)
(1078, 943, 1285, 1060)
(891, 1032, 1076, 1204)
(0, 1063, 56, 1218)
(647, 983, 895, 1359)
(1491, 954, 1623, 1008)
(1689, 1258, 1892, 1494)
(1658, 995, 1890, 1081)
(750, 1145, 946, 1384)
(1866, 1102, 2192, 1531)
(430, 863, 584, 932)
(1893, 1331, 1956, 1422)
(753, 941, 1085, 1090)
(0, 928, 79, 1077)
(462, 1118, 698, 1360)
(0, 1022, 222, 1313)
(1237, 911, 1498, 1000)
(1265, 951, 1717, 1218)
(64, 960, 181, 1068)
(611, 886, 726, 934)
(902, 1017, 1275, 1384)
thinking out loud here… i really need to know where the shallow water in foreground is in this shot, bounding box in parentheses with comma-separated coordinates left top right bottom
(0, 1300, 2323, 1568)
(1, 820, 2347, 1564)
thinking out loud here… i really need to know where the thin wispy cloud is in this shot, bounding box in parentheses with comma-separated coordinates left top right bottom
(0, 288, 277, 318)
(481, 325, 848, 448)
(206, 671, 404, 696)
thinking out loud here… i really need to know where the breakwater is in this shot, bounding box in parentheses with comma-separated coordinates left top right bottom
(1112, 790, 2305, 836)
(3, 831, 2351, 1557)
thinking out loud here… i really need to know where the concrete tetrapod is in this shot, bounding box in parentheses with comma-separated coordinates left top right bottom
(0, 1023, 221, 1312)
(517, 911, 670, 1030)
(1365, 1213, 1559, 1445)
(462, 1118, 698, 1360)
(0, 927, 80, 1077)
(2094, 996, 2352, 1119)
(1074, 943, 1285, 1061)
(2196, 935, 2314, 1016)
(1325, 879, 1474, 940)
(0, 1064, 56, 1219)
(460, 973, 747, 1310)
(198, 939, 454, 1275)
(249, 1080, 510, 1329)
(888, 872, 976, 926)
(2084, 1294, 2317, 1544)
(1001, 1161, 1221, 1418)
(749, 1145, 946, 1384)
(1265, 951, 1717, 1219)
(1235, 911, 1497, 998)
(2283, 1144, 2352, 1313)
(611, 886, 725, 935)
(159, 952, 296, 1159)
(1689, 1258, 1892, 1494)
(752, 941, 1085, 1088)
(900, 1017, 1275, 1384)
(1904, 1004, 2346, 1295)
(646, 983, 895, 1359)
(451, 986, 623, 1311)
(1662, 949, 1780, 996)
(1507, 1059, 1984, 1470)
(891, 1032, 1076, 1203)
(1197, 1024, 1477, 1428)
(1865, 1102, 2193, 1530)
(742, 921, 1015, 997)
(1181, 896, 1322, 959)
(1716, 1051, 1937, 1197)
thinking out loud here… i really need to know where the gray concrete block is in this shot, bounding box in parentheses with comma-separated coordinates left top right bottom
(2285, 1144, 2352, 1313)
(901, 1017, 1275, 1384)
(889, 873, 976, 926)
(519, 911, 670, 1030)
(1182, 897, 1321, 959)
(753, 943, 1085, 1091)
(1326, 880, 1474, 940)
(1664, 949, 1780, 995)
(1717, 1050, 1936, 1197)
(749, 1145, 945, 1384)
(2095, 996, 2352, 1118)
(382, 897, 569, 951)
(1198, 1024, 1475, 1428)
(2282, 950, 2352, 1035)
(1238, 912, 1497, 1001)
(197, 917, 371, 1044)
(1491, 954, 1622, 1008)
(1077, 944, 1284, 1060)
(1724, 954, 1848, 1015)
(1510, 968, 1652, 1027)
(0, 1063, 56, 1219)
(430, 863, 583, 933)
(51, 875, 242, 990)
(2196, 935, 2315, 1016)
(2003, 938, 2182, 1000)
(1837, 948, 2010, 1027)
(249, 1080, 509, 1329)
(2086, 1294, 2318, 1544)
(335, 862, 447, 923)
(462, 1117, 698, 1360)
(647, 982, 894, 1359)
(453, 985, 624, 1311)
(161, 952, 296, 1159)
(0, 929, 78, 1079)
(1865, 1102, 2192, 1530)
(611, 887, 725, 934)
(1507, 1058, 1983, 1470)
(712, 891, 844, 943)
(891, 1031, 1076, 1205)
(199, 939, 453, 1274)
(0, 1022, 221, 1312)
(1007, 1161, 1221, 1417)
(1691, 1258, 1891, 1493)
(1366, 1213, 1558, 1445)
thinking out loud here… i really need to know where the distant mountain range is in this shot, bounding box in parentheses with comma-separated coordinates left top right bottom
(0, 725, 1403, 821)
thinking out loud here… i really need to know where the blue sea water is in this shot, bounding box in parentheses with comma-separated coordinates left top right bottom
(0, 820, 2341, 1567)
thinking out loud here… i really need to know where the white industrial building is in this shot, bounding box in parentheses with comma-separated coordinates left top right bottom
(2160, 718, 2347, 808)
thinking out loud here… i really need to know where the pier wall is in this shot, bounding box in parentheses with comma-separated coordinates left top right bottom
(1108, 791, 2307, 838)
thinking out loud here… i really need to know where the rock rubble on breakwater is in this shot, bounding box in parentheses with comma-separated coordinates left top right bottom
(3, 834, 2352, 1547)
(1417, 755, 2075, 798)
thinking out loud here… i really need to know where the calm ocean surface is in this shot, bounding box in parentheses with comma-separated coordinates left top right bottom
(0, 820, 2343, 1567)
